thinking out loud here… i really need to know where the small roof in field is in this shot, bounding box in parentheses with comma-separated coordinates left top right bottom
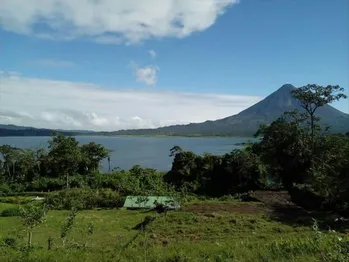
(123, 196, 180, 209)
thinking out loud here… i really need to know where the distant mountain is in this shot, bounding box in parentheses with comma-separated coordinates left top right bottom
(0, 124, 35, 130)
(2, 84, 348, 137)
(0, 124, 95, 137)
(107, 84, 349, 136)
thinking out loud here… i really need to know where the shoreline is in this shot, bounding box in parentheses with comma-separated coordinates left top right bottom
(0, 134, 259, 139)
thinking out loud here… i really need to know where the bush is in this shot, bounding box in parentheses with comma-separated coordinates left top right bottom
(1, 207, 21, 217)
(27, 177, 68, 192)
(288, 184, 325, 210)
(9, 183, 25, 193)
(0, 184, 12, 196)
(1, 236, 17, 248)
(90, 168, 170, 196)
(45, 188, 125, 210)
(0, 196, 34, 205)
(96, 189, 125, 208)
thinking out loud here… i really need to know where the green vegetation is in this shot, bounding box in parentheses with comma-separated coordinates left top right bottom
(0, 84, 349, 261)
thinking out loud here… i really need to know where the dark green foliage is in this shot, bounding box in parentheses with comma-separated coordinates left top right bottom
(27, 177, 67, 192)
(291, 84, 347, 152)
(212, 149, 267, 194)
(90, 166, 172, 196)
(254, 84, 349, 213)
(0, 183, 12, 196)
(0, 133, 110, 192)
(45, 188, 125, 210)
(1, 207, 21, 217)
(47, 133, 82, 189)
(254, 111, 313, 189)
(165, 147, 267, 196)
(79, 142, 110, 174)
(309, 135, 349, 212)
(288, 185, 325, 211)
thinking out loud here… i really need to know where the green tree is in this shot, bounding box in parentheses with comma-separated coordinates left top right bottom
(169, 146, 183, 157)
(210, 149, 266, 195)
(80, 142, 110, 173)
(20, 203, 48, 247)
(254, 111, 312, 189)
(291, 84, 346, 150)
(16, 149, 38, 183)
(60, 207, 78, 247)
(166, 149, 199, 192)
(0, 145, 19, 182)
(47, 133, 82, 189)
(310, 135, 349, 211)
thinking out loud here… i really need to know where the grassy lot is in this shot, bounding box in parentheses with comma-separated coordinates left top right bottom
(0, 195, 348, 262)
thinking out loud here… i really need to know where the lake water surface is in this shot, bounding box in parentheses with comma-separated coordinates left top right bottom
(0, 136, 255, 172)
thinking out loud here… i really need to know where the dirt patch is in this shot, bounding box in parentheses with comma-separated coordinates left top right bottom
(183, 191, 304, 215)
(183, 203, 269, 214)
(181, 191, 348, 231)
(252, 191, 294, 207)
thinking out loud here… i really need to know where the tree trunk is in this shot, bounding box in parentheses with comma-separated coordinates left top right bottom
(310, 114, 314, 155)
(12, 163, 15, 181)
(28, 231, 32, 247)
(66, 173, 69, 189)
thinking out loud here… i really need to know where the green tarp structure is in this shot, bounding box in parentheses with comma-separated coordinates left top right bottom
(123, 196, 180, 210)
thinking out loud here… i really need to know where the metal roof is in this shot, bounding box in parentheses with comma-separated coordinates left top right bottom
(123, 196, 180, 209)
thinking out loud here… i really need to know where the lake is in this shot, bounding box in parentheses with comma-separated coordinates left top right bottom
(0, 136, 255, 172)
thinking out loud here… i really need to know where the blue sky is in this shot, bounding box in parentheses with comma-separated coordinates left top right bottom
(0, 0, 348, 130)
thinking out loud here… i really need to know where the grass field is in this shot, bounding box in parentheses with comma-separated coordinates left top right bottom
(0, 192, 348, 262)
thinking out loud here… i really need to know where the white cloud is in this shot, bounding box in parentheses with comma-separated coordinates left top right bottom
(130, 61, 159, 86)
(32, 59, 77, 68)
(0, 0, 239, 44)
(149, 50, 157, 58)
(0, 72, 261, 131)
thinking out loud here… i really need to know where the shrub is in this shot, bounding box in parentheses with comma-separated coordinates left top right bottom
(45, 188, 125, 210)
(1, 236, 17, 248)
(1, 207, 21, 217)
(9, 183, 25, 193)
(90, 168, 170, 196)
(0, 184, 12, 196)
(289, 184, 325, 210)
(0, 196, 34, 205)
(96, 189, 124, 208)
(27, 177, 69, 192)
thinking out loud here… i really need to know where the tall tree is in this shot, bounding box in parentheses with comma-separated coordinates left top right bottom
(254, 111, 312, 189)
(291, 84, 347, 150)
(47, 133, 82, 189)
(80, 142, 110, 173)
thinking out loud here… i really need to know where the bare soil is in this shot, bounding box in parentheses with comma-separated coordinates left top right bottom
(183, 191, 305, 215)
(183, 202, 268, 214)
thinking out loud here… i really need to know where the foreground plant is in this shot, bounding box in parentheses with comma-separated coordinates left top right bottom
(60, 207, 78, 247)
(20, 203, 48, 248)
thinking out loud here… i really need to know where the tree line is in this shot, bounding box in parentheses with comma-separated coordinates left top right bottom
(0, 134, 110, 192)
(1, 84, 349, 213)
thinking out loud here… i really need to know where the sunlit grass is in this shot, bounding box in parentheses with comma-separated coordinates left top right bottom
(0, 200, 348, 261)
